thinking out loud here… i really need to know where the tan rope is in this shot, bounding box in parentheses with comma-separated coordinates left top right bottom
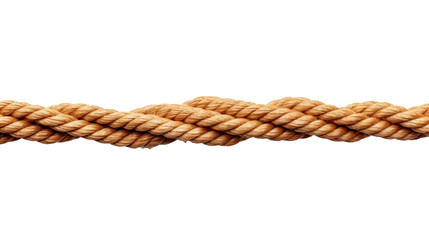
(0, 97, 426, 148)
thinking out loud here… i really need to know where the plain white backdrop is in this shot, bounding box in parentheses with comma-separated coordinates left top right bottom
(1, 1, 429, 239)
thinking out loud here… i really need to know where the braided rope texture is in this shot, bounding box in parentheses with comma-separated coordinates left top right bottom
(0, 96, 427, 148)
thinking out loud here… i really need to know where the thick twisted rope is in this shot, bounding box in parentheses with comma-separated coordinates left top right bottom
(0, 97, 426, 148)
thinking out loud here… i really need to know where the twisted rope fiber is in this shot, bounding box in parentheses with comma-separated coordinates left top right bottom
(0, 97, 427, 148)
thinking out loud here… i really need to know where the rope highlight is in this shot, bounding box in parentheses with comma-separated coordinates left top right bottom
(0, 97, 426, 148)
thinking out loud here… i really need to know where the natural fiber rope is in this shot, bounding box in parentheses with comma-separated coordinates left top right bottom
(0, 96, 427, 148)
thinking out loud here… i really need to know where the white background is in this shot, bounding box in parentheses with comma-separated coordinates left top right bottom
(1, 1, 429, 239)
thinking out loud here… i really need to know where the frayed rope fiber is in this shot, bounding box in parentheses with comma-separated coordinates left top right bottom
(0, 96, 427, 148)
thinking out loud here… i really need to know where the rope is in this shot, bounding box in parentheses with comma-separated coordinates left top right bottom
(0, 96, 426, 148)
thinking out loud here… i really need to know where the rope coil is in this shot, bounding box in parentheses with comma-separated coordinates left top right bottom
(0, 96, 426, 148)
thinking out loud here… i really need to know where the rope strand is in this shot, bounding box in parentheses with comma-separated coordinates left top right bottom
(0, 97, 427, 148)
